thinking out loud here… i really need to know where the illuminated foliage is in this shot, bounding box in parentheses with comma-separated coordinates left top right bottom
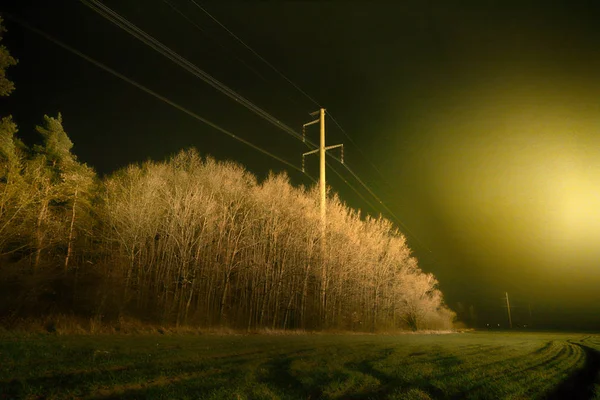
(96, 149, 454, 331)
(1, 142, 453, 330)
(0, 17, 452, 330)
(0, 17, 17, 97)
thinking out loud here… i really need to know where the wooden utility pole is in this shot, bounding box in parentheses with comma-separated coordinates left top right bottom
(302, 108, 344, 221)
(505, 292, 513, 329)
(319, 108, 326, 226)
(302, 108, 343, 326)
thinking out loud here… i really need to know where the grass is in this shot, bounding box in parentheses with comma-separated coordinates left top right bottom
(1, 331, 599, 399)
(578, 335, 600, 400)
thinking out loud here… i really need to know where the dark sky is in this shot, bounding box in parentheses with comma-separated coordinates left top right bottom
(3, 0, 600, 330)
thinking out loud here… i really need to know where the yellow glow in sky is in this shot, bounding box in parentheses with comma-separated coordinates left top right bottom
(405, 81, 600, 272)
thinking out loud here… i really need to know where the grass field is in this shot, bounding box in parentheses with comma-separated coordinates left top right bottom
(1, 331, 599, 399)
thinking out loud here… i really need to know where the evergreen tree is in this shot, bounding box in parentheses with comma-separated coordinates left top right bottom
(0, 116, 27, 254)
(0, 17, 17, 97)
(0, 19, 24, 255)
(29, 114, 94, 268)
(34, 113, 75, 167)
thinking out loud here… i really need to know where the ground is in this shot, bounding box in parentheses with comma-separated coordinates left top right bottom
(1, 331, 599, 399)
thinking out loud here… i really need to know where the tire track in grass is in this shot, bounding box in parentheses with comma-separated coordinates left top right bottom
(462, 342, 585, 399)
(341, 347, 460, 398)
(545, 343, 600, 400)
(87, 367, 228, 400)
(475, 341, 584, 398)
(353, 347, 396, 385)
(338, 345, 512, 398)
(379, 344, 514, 383)
(377, 344, 507, 374)
(303, 340, 560, 399)
(413, 340, 572, 398)
(277, 346, 393, 399)
(519, 343, 585, 398)
(0, 349, 269, 398)
(3, 346, 309, 399)
(69, 356, 260, 399)
(462, 342, 568, 384)
(87, 348, 317, 400)
(260, 354, 323, 399)
(532, 341, 555, 355)
(340, 347, 410, 399)
(1, 347, 269, 381)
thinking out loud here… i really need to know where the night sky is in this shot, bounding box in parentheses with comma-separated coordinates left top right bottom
(3, 1, 600, 330)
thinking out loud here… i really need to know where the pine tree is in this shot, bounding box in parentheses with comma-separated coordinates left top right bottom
(0, 17, 17, 97)
(0, 116, 28, 253)
(0, 19, 24, 254)
(30, 114, 95, 268)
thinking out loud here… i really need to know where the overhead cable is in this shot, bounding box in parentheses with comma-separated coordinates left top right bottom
(78, 1, 429, 250)
(184, 3, 404, 224)
(188, 0, 322, 110)
(6, 14, 313, 182)
(80, 0, 305, 142)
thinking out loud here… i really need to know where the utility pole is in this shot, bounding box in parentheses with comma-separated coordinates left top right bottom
(505, 292, 513, 329)
(319, 108, 326, 225)
(302, 108, 343, 326)
(302, 108, 344, 223)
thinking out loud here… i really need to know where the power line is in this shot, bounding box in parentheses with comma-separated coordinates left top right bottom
(80, 0, 304, 142)
(78, 3, 338, 164)
(162, 0, 309, 113)
(326, 113, 409, 239)
(183, 3, 409, 229)
(78, 1, 430, 251)
(10, 6, 426, 253)
(80, 0, 329, 154)
(161, 0, 270, 84)
(340, 162, 432, 253)
(188, 0, 322, 110)
(325, 162, 378, 215)
(327, 112, 388, 181)
(6, 13, 313, 183)
(191, 2, 389, 179)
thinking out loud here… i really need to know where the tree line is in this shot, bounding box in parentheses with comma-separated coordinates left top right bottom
(0, 18, 454, 331)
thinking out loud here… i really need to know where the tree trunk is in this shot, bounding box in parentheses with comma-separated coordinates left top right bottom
(300, 262, 311, 329)
(34, 198, 48, 270)
(219, 271, 231, 325)
(282, 281, 295, 330)
(64, 188, 78, 270)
